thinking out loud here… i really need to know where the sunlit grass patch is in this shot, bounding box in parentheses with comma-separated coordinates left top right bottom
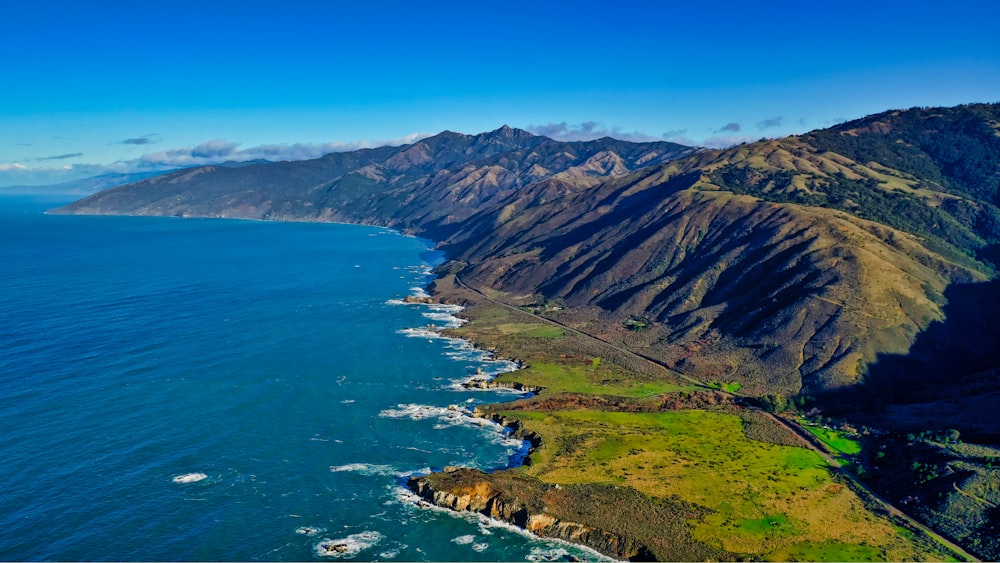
(770, 539, 883, 562)
(709, 380, 743, 393)
(493, 360, 693, 398)
(505, 409, 948, 560)
(494, 323, 564, 338)
(803, 423, 862, 455)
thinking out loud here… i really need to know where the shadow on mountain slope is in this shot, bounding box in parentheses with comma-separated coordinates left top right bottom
(819, 270, 1000, 443)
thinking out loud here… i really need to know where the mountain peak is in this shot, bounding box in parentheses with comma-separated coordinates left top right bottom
(484, 124, 534, 141)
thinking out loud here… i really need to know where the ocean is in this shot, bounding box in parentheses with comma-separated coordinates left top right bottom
(0, 196, 601, 562)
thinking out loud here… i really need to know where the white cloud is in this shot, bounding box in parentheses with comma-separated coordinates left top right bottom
(757, 116, 784, 130)
(526, 121, 662, 143)
(715, 122, 742, 134)
(661, 129, 699, 146)
(701, 135, 758, 149)
(0, 133, 433, 187)
(131, 133, 432, 169)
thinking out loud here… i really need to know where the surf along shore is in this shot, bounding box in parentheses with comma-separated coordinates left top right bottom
(404, 267, 967, 562)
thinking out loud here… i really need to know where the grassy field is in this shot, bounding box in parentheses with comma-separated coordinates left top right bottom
(446, 302, 696, 397)
(429, 290, 956, 560)
(501, 409, 951, 560)
(494, 360, 695, 398)
(803, 423, 863, 456)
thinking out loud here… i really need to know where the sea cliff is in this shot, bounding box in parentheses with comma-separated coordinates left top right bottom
(408, 468, 657, 561)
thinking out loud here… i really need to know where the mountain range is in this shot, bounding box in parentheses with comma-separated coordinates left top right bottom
(1, 171, 168, 197)
(57, 103, 1000, 424)
(53, 102, 1000, 558)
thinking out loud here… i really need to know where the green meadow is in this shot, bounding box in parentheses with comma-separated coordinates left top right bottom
(803, 423, 863, 456)
(440, 296, 955, 560)
(500, 409, 949, 560)
(494, 360, 695, 398)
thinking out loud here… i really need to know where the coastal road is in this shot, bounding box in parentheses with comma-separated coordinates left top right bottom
(763, 412, 980, 562)
(452, 273, 981, 562)
(452, 274, 707, 388)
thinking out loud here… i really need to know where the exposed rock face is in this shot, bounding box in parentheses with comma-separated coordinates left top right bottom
(407, 469, 656, 561)
(461, 379, 543, 393)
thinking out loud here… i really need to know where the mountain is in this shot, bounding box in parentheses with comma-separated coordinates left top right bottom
(56, 127, 696, 236)
(54, 106, 1000, 557)
(56, 109, 1000, 407)
(1, 171, 170, 197)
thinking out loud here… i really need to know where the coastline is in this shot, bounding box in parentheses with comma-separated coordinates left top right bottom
(46, 207, 586, 556)
(394, 267, 968, 563)
(37, 209, 971, 561)
(394, 270, 657, 561)
(387, 283, 543, 471)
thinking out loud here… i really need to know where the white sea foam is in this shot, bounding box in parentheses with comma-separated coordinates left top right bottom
(378, 403, 495, 431)
(393, 485, 422, 506)
(329, 463, 397, 476)
(397, 327, 446, 340)
(398, 485, 612, 562)
(315, 531, 383, 558)
(394, 485, 480, 519)
(421, 311, 466, 328)
(379, 403, 526, 463)
(378, 548, 400, 559)
(379, 403, 458, 420)
(473, 542, 489, 552)
(451, 534, 476, 545)
(296, 526, 324, 536)
(172, 472, 207, 484)
(427, 302, 463, 310)
(445, 358, 524, 394)
(527, 547, 574, 561)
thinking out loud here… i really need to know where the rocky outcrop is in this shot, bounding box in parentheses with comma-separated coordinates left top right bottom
(461, 379, 542, 393)
(407, 468, 655, 561)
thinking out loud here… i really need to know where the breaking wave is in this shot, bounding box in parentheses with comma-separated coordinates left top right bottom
(171, 472, 207, 484)
(315, 531, 383, 558)
(329, 463, 397, 476)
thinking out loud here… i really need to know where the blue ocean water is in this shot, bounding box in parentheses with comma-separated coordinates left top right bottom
(0, 196, 600, 562)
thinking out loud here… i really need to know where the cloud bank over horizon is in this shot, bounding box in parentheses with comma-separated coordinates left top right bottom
(526, 121, 664, 143)
(0, 132, 433, 187)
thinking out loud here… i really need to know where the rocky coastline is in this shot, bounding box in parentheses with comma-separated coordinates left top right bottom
(394, 288, 644, 561)
(461, 379, 543, 394)
(403, 297, 660, 560)
(407, 468, 656, 561)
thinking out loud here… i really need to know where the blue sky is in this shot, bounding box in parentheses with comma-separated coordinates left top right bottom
(2, 0, 998, 186)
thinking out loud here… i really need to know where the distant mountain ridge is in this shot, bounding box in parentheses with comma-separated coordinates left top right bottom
(56, 106, 1000, 406)
(1, 171, 170, 196)
(58, 126, 696, 236)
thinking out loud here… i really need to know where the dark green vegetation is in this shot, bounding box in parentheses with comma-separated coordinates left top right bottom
(59, 103, 1000, 559)
(859, 433, 1000, 560)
